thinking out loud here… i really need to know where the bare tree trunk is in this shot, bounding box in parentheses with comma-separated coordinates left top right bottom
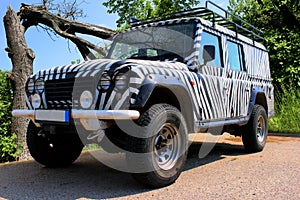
(4, 6, 35, 160)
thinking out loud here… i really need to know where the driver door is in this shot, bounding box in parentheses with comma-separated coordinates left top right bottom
(197, 30, 227, 121)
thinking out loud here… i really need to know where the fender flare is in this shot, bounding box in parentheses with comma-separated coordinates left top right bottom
(131, 75, 197, 132)
(247, 87, 268, 117)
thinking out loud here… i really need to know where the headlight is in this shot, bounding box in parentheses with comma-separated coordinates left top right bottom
(98, 73, 111, 91)
(80, 90, 93, 109)
(35, 78, 45, 94)
(115, 73, 128, 91)
(27, 78, 35, 94)
(31, 94, 41, 109)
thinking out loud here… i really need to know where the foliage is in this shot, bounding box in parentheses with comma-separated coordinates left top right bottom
(0, 71, 12, 135)
(0, 134, 19, 162)
(228, 1, 300, 133)
(269, 86, 300, 133)
(229, 0, 300, 87)
(103, 0, 200, 28)
(71, 59, 81, 64)
(0, 70, 18, 162)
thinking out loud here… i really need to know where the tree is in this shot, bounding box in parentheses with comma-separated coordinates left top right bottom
(4, 1, 116, 160)
(103, 0, 200, 28)
(18, 3, 116, 59)
(228, 0, 300, 87)
(4, 7, 35, 160)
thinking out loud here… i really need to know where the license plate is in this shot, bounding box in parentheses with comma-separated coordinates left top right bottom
(35, 110, 69, 123)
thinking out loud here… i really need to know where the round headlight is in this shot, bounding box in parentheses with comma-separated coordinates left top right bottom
(98, 73, 111, 91)
(35, 78, 45, 94)
(80, 90, 93, 109)
(31, 94, 41, 109)
(27, 78, 35, 94)
(115, 73, 128, 91)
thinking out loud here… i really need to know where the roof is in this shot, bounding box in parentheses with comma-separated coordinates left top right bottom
(129, 1, 265, 47)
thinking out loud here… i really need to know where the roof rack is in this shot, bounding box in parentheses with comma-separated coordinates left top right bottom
(129, 1, 265, 44)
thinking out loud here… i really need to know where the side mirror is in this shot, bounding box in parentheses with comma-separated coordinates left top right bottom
(203, 45, 215, 65)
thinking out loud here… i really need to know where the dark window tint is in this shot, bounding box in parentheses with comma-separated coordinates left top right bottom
(227, 41, 244, 71)
(199, 31, 222, 67)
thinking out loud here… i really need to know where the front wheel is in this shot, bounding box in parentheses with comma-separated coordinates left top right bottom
(242, 105, 268, 152)
(27, 122, 83, 167)
(127, 104, 188, 188)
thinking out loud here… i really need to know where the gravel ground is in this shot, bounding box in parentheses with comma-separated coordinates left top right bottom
(0, 134, 299, 200)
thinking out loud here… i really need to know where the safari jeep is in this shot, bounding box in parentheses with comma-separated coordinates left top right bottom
(13, 1, 274, 188)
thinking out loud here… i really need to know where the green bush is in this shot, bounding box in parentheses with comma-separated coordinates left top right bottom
(269, 87, 300, 134)
(0, 70, 18, 162)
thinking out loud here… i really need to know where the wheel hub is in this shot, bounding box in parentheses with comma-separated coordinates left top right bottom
(257, 115, 266, 143)
(154, 123, 180, 170)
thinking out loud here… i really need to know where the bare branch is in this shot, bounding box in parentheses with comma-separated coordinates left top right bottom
(41, 0, 86, 20)
(36, 24, 59, 41)
(19, 4, 115, 38)
(18, 4, 116, 59)
(49, 19, 106, 57)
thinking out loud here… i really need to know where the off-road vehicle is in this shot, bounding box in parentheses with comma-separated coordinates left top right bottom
(13, 1, 274, 188)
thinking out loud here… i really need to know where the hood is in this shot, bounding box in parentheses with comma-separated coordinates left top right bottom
(30, 58, 189, 81)
(25, 58, 191, 111)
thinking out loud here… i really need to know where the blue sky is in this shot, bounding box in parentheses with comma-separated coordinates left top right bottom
(0, 0, 228, 73)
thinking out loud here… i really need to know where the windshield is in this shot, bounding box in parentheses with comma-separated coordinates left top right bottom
(107, 22, 196, 62)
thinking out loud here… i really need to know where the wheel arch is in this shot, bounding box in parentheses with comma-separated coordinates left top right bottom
(132, 83, 196, 133)
(248, 87, 268, 117)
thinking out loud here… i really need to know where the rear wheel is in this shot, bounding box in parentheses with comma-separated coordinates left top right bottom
(27, 122, 83, 167)
(242, 105, 268, 152)
(127, 104, 188, 188)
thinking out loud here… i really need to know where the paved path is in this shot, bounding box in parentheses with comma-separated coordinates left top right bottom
(0, 134, 299, 199)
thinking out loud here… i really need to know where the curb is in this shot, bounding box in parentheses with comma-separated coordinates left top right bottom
(269, 132, 300, 138)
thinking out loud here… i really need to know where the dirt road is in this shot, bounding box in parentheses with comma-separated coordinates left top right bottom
(0, 134, 299, 199)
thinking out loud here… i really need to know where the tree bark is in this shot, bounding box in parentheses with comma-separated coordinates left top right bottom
(4, 6, 34, 160)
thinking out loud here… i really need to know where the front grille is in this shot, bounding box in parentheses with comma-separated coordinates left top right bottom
(45, 78, 75, 109)
(44, 77, 98, 109)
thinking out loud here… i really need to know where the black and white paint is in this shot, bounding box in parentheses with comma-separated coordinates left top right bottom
(25, 16, 274, 132)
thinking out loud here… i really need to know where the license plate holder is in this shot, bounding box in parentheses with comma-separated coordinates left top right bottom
(35, 110, 70, 123)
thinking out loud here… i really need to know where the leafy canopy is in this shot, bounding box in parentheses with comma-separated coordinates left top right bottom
(103, 0, 200, 28)
(229, 0, 300, 87)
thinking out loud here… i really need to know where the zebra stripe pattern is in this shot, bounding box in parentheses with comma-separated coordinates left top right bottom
(25, 16, 274, 128)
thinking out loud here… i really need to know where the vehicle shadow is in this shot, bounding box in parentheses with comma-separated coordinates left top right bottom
(185, 141, 246, 171)
(0, 140, 247, 199)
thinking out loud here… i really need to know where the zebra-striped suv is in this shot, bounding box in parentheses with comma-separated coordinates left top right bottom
(13, 1, 274, 188)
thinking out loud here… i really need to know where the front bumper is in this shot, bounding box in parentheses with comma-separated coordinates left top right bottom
(12, 109, 140, 123)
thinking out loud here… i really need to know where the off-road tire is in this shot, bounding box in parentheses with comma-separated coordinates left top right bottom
(99, 125, 129, 153)
(127, 104, 188, 188)
(27, 122, 83, 167)
(242, 105, 268, 152)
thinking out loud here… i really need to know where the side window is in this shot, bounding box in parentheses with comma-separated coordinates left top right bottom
(199, 31, 222, 67)
(227, 41, 245, 71)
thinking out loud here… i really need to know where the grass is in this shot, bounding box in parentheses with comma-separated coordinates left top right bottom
(269, 87, 300, 134)
(83, 143, 102, 151)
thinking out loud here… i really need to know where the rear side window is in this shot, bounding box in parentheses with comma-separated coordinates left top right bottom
(227, 41, 245, 71)
(199, 31, 222, 67)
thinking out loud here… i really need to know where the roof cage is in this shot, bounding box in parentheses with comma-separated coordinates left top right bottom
(129, 1, 265, 44)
